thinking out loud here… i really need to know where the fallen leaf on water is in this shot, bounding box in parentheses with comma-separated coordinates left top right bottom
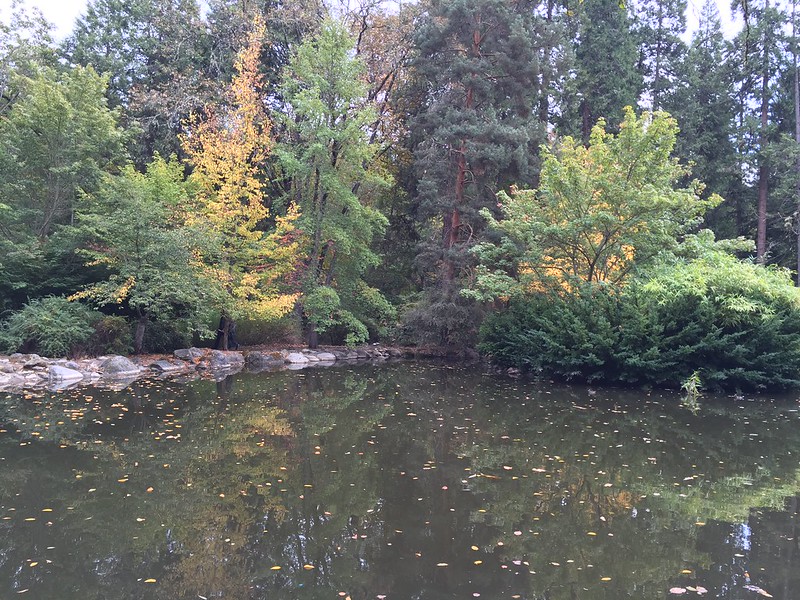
(437, 563, 448, 567)
(270, 566, 281, 571)
(669, 588, 686, 595)
(303, 564, 315, 570)
(144, 578, 157, 583)
(600, 577, 611, 581)
(744, 585, 773, 598)
(29, 562, 38, 567)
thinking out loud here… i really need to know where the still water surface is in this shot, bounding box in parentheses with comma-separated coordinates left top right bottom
(1, 362, 800, 599)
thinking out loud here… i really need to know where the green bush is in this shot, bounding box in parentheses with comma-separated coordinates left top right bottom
(479, 257, 800, 391)
(85, 316, 133, 355)
(0, 296, 98, 357)
(142, 319, 192, 353)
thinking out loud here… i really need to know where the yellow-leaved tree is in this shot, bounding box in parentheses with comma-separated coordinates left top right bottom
(182, 17, 300, 349)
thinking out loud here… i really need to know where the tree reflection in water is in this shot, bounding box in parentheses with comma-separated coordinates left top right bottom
(1, 362, 800, 599)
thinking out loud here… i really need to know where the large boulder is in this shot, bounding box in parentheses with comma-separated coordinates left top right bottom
(245, 352, 284, 370)
(101, 355, 140, 377)
(285, 352, 309, 364)
(150, 360, 185, 373)
(209, 350, 245, 369)
(316, 352, 337, 362)
(48, 365, 84, 383)
(174, 347, 206, 361)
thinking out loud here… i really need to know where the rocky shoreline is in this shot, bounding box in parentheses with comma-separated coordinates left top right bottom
(0, 345, 409, 393)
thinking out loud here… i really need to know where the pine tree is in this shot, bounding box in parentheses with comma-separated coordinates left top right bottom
(666, 0, 739, 238)
(634, 0, 688, 110)
(558, 0, 641, 142)
(730, 0, 787, 263)
(408, 0, 544, 346)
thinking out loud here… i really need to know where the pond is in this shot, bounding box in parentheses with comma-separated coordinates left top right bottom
(1, 361, 799, 599)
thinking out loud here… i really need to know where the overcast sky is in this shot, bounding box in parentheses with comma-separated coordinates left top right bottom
(7, 0, 743, 43)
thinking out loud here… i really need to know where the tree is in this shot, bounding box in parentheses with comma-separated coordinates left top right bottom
(277, 19, 393, 347)
(407, 0, 544, 346)
(471, 108, 720, 295)
(634, 0, 687, 110)
(72, 156, 207, 353)
(666, 1, 740, 239)
(63, 0, 216, 164)
(558, 0, 641, 142)
(182, 18, 300, 350)
(0, 65, 125, 241)
(0, 0, 57, 117)
(730, 0, 787, 263)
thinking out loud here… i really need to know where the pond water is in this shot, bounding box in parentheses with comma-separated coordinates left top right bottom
(1, 362, 799, 599)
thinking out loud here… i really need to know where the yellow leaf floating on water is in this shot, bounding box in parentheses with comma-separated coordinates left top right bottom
(29, 562, 38, 567)
(303, 564, 315, 570)
(474, 560, 483, 565)
(471, 545, 479, 551)
(600, 577, 611, 581)
(681, 569, 692, 574)
(144, 579, 157, 583)
(270, 566, 282, 571)
(587, 532, 597, 536)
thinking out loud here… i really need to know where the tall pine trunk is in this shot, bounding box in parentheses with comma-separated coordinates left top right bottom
(443, 25, 479, 284)
(756, 0, 770, 264)
(794, 0, 800, 284)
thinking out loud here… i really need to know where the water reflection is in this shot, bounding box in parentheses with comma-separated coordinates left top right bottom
(1, 363, 799, 599)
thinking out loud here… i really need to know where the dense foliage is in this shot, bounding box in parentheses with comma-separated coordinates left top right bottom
(480, 255, 800, 390)
(2, 0, 800, 389)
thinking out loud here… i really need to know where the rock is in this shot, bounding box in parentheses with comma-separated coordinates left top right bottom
(101, 355, 141, 377)
(355, 349, 369, 359)
(303, 353, 320, 362)
(245, 352, 284, 370)
(150, 360, 185, 373)
(0, 373, 26, 390)
(209, 350, 244, 369)
(0, 360, 14, 373)
(63, 361, 82, 371)
(49, 365, 84, 382)
(174, 347, 206, 361)
(316, 352, 337, 361)
(23, 354, 48, 368)
(285, 352, 309, 364)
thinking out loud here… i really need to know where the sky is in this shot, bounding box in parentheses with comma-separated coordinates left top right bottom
(7, 0, 743, 43)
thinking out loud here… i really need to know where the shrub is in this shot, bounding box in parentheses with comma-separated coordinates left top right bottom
(142, 319, 192, 353)
(479, 257, 800, 391)
(0, 296, 98, 357)
(85, 316, 133, 355)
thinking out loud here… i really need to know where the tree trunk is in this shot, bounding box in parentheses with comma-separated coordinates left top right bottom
(442, 24, 479, 284)
(794, 0, 800, 284)
(756, 0, 770, 264)
(134, 312, 148, 354)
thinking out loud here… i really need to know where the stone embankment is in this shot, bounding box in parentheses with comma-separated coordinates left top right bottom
(0, 346, 405, 393)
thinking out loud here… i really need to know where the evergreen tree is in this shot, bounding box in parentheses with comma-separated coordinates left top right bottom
(407, 0, 544, 346)
(64, 0, 213, 163)
(666, 0, 740, 238)
(558, 0, 641, 142)
(634, 0, 688, 110)
(729, 0, 787, 262)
